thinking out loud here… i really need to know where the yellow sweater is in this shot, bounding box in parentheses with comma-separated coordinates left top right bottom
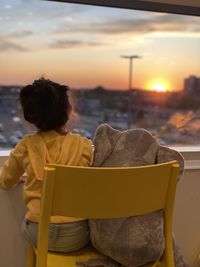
(0, 131, 93, 223)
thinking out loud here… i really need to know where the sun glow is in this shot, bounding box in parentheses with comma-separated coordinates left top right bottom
(153, 83, 166, 92)
(145, 79, 171, 93)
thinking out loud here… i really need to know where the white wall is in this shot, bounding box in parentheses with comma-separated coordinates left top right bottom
(174, 169, 200, 267)
(0, 184, 26, 267)
(0, 156, 200, 267)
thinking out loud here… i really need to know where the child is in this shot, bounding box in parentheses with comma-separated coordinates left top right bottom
(0, 78, 93, 252)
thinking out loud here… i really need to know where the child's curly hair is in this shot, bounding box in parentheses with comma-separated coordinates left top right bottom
(19, 78, 71, 131)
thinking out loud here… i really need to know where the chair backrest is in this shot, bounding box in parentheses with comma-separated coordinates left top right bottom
(36, 161, 179, 267)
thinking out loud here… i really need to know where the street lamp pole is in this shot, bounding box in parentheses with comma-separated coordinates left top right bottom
(121, 55, 142, 129)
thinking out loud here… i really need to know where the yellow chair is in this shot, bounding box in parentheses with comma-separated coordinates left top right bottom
(26, 161, 179, 267)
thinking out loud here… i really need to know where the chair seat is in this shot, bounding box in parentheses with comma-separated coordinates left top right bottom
(47, 245, 106, 267)
(46, 244, 161, 267)
(142, 261, 161, 267)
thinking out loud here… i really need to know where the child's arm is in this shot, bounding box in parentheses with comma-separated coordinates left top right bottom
(0, 138, 26, 190)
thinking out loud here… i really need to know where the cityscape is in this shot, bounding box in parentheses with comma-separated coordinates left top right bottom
(0, 75, 200, 149)
(0, 0, 200, 149)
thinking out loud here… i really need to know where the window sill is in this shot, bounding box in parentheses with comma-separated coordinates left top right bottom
(0, 147, 200, 170)
(0, 150, 10, 157)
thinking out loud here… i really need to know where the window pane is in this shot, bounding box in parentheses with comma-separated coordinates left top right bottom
(0, 0, 200, 149)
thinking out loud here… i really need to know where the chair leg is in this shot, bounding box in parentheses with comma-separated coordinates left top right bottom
(26, 244, 36, 267)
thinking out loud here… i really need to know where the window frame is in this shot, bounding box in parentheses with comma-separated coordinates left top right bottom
(46, 0, 200, 16)
(1, 0, 200, 159)
(43, 0, 200, 161)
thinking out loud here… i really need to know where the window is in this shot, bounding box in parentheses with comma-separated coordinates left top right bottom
(0, 0, 200, 149)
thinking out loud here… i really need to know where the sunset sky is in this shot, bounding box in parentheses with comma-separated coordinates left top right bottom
(0, 0, 199, 91)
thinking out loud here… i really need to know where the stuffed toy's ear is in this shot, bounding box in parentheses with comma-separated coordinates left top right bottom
(156, 146, 184, 181)
(92, 124, 121, 167)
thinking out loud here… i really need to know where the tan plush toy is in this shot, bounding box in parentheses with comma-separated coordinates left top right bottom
(86, 124, 189, 267)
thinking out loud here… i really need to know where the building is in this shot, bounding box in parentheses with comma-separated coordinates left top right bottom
(184, 75, 200, 96)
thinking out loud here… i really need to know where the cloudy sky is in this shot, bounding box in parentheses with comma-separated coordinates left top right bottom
(0, 0, 199, 91)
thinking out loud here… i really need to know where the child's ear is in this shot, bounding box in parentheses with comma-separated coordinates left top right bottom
(92, 124, 121, 166)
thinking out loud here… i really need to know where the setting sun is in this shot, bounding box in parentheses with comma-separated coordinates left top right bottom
(145, 79, 171, 93)
(152, 83, 167, 92)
